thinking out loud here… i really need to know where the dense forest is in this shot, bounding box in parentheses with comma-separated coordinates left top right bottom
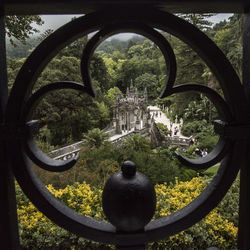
(7, 14, 242, 148)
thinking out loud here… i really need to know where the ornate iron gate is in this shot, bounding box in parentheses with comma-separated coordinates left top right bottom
(0, 2, 249, 249)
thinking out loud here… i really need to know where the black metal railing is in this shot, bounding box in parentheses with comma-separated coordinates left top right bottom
(0, 2, 250, 249)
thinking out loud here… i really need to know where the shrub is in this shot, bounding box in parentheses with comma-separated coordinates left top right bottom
(181, 121, 218, 153)
(120, 145, 184, 185)
(153, 177, 238, 249)
(16, 181, 112, 250)
(17, 176, 238, 249)
(34, 133, 199, 188)
(34, 143, 120, 189)
(122, 133, 151, 152)
(216, 175, 239, 226)
(195, 125, 218, 152)
(181, 120, 208, 137)
(156, 122, 169, 136)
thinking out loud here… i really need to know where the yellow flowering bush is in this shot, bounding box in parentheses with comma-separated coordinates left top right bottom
(152, 176, 238, 249)
(16, 177, 238, 249)
(16, 182, 109, 249)
(46, 182, 104, 219)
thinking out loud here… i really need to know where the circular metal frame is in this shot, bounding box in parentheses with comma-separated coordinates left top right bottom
(6, 9, 246, 245)
(80, 22, 176, 98)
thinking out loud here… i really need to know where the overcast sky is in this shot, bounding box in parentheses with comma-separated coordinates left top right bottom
(35, 13, 233, 40)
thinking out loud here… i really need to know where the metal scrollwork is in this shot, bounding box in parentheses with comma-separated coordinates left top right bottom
(6, 8, 247, 246)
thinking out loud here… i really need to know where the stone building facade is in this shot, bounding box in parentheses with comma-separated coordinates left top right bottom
(112, 82, 151, 134)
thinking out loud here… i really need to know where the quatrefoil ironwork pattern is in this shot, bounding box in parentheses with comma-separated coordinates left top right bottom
(6, 9, 247, 246)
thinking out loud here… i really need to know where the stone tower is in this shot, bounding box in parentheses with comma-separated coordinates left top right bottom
(114, 81, 148, 134)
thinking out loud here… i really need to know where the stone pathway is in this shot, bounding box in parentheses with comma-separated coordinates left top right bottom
(109, 129, 134, 142)
(149, 106, 182, 136)
(108, 106, 185, 142)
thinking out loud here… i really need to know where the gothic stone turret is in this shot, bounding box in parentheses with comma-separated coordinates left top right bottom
(114, 81, 148, 134)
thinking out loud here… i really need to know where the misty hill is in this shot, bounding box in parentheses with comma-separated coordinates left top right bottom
(6, 34, 146, 59)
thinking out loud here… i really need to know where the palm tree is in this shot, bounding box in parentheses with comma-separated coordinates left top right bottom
(82, 128, 109, 148)
(122, 133, 151, 152)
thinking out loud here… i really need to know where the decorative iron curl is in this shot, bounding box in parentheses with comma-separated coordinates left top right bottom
(165, 83, 233, 170)
(22, 81, 86, 172)
(5, 8, 247, 246)
(81, 22, 176, 98)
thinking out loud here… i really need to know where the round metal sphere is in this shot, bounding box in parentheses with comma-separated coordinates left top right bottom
(102, 161, 156, 232)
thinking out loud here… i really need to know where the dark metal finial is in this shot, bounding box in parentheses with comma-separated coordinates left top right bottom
(121, 160, 136, 178)
(102, 161, 156, 232)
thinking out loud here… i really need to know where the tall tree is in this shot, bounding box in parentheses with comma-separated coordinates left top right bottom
(135, 73, 159, 100)
(213, 14, 243, 79)
(5, 16, 44, 45)
(177, 13, 214, 32)
(165, 14, 215, 120)
(31, 55, 111, 146)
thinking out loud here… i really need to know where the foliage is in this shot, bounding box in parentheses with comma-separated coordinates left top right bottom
(164, 13, 242, 123)
(122, 133, 151, 152)
(98, 38, 164, 96)
(181, 120, 218, 153)
(29, 55, 111, 146)
(196, 134, 218, 153)
(7, 57, 26, 90)
(156, 122, 169, 136)
(153, 176, 238, 249)
(181, 120, 208, 137)
(32, 88, 109, 146)
(128, 149, 181, 185)
(103, 86, 123, 107)
(203, 164, 219, 177)
(177, 13, 214, 32)
(212, 14, 242, 80)
(35, 134, 194, 188)
(16, 181, 112, 250)
(184, 94, 218, 122)
(35, 142, 119, 189)
(120, 138, 186, 185)
(17, 175, 238, 249)
(135, 73, 159, 101)
(97, 38, 128, 54)
(58, 36, 87, 59)
(90, 54, 113, 94)
(165, 93, 200, 122)
(216, 175, 240, 227)
(172, 14, 213, 87)
(195, 124, 218, 152)
(5, 15, 44, 45)
(82, 128, 110, 148)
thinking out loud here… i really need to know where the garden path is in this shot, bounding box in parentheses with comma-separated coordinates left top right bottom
(149, 106, 182, 136)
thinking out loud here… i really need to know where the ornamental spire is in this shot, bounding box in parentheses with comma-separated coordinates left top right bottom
(144, 87, 148, 103)
(130, 79, 134, 93)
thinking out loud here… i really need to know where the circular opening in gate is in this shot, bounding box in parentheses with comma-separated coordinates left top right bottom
(28, 86, 117, 191)
(88, 32, 168, 101)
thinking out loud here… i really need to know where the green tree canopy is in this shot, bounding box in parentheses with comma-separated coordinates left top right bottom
(5, 15, 44, 45)
(135, 73, 159, 101)
(82, 128, 110, 148)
